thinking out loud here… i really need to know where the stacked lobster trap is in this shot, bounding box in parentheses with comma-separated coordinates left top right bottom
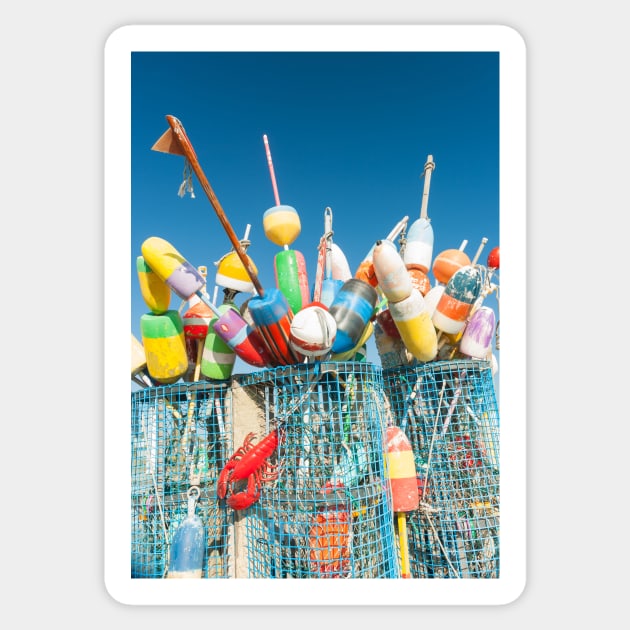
(382, 359, 500, 578)
(131, 381, 233, 578)
(230, 361, 400, 578)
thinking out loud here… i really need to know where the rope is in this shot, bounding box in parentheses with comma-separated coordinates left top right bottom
(177, 159, 196, 198)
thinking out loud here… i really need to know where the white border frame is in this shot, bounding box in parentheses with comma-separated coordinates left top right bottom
(104, 24, 526, 606)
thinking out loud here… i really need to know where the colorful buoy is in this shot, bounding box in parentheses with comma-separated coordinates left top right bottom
(136, 255, 171, 314)
(487, 246, 500, 271)
(331, 321, 374, 362)
(141, 236, 205, 300)
(372, 240, 413, 304)
(329, 279, 378, 354)
(274, 247, 310, 314)
(215, 250, 257, 294)
(388, 288, 438, 362)
(375, 307, 401, 339)
(140, 310, 188, 384)
(423, 284, 445, 318)
(402, 217, 434, 274)
(460, 306, 496, 359)
(248, 288, 302, 366)
(166, 489, 206, 579)
(263, 204, 301, 248)
(182, 299, 213, 339)
(432, 246, 471, 286)
(385, 425, 419, 512)
(432, 265, 483, 335)
(406, 264, 431, 296)
(289, 302, 337, 357)
(330, 243, 352, 282)
(202, 303, 238, 380)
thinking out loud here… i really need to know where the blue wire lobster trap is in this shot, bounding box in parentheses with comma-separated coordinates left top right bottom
(230, 361, 399, 578)
(131, 381, 233, 578)
(383, 359, 500, 578)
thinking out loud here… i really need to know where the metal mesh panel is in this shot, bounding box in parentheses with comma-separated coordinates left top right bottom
(131, 382, 233, 578)
(232, 361, 399, 578)
(383, 360, 500, 578)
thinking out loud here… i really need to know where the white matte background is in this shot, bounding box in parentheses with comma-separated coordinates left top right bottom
(4, 1, 624, 626)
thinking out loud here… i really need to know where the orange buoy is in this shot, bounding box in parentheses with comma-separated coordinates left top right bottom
(432, 247, 471, 285)
(308, 483, 351, 578)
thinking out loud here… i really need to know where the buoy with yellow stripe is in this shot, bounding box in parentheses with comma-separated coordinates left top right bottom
(388, 288, 438, 363)
(140, 309, 188, 384)
(385, 425, 419, 578)
(214, 225, 257, 296)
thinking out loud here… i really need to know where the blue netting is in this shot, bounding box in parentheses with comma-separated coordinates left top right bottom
(131, 381, 233, 578)
(232, 361, 399, 578)
(383, 359, 500, 578)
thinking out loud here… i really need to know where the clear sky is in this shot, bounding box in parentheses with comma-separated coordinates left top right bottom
(131, 51, 500, 379)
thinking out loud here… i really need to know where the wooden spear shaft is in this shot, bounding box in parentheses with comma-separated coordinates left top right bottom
(154, 115, 266, 297)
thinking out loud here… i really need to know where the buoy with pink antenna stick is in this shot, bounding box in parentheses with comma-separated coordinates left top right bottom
(262, 133, 310, 315)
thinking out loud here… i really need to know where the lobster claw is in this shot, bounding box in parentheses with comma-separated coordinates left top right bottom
(227, 489, 261, 510)
(216, 463, 235, 499)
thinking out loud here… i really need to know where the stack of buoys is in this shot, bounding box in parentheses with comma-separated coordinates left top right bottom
(133, 140, 501, 386)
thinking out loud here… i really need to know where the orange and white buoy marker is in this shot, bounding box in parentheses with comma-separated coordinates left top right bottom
(385, 425, 419, 578)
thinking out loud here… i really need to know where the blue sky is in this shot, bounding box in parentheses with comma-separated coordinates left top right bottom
(131, 51, 500, 378)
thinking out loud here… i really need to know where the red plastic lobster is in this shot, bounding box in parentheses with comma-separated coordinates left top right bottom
(216, 429, 279, 510)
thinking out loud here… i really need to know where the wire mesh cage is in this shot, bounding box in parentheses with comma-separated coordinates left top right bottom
(131, 381, 233, 578)
(383, 359, 500, 578)
(230, 361, 400, 578)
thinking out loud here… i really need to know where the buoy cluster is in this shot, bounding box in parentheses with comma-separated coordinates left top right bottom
(132, 136, 500, 390)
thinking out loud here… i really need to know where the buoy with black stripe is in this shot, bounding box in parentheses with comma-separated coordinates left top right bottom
(385, 425, 419, 578)
(140, 309, 188, 384)
(328, 278, 378, 354)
